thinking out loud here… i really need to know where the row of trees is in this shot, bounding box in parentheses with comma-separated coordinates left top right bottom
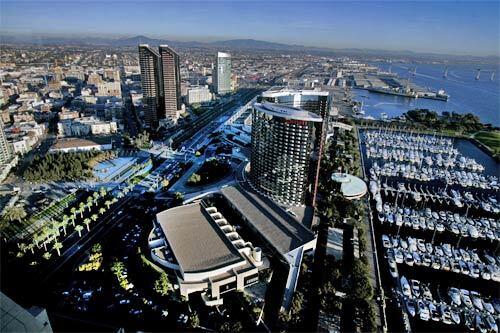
(23, 150, 116, 182)
(16, 187, 118, 260)
(315, 127, 376, 332)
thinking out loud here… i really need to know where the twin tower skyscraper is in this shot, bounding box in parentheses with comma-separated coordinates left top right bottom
(138, 44, 181, 129)
(139, 45, 232, 130)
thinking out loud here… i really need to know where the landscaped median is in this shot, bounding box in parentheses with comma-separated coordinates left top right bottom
(186, 158, 231, 187)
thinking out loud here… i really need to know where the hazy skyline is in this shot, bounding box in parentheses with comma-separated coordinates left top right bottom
(1, 1, 499, 57)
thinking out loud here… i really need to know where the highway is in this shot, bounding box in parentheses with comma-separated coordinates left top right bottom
(37, 88, 263, 279)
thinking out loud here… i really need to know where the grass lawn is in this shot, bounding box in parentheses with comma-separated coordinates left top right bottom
(473, 130, 500, 156)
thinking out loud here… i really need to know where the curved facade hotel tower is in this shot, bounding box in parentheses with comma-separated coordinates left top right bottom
(249, 102, 323, 206)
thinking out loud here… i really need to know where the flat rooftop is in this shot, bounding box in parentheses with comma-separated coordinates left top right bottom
(156, 203, 244, 273)
(220, 185, 315, 256)
(255, 102, 323, 122)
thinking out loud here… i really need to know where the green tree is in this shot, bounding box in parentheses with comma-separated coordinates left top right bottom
(219, 321, 243, 333)
(2, 206, 27, 223)
(59, 219, 68, 236)
(75, 225, 84, 237)
(52, 242, 63, 256)
(83, 218, 91, 231)
(70, 207, 77, 218)
(154, 273, 172, 296)
(78, 202, 85, 218)
(187, 312, 200, 329)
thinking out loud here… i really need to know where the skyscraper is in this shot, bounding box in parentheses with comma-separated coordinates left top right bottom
(138, 44, 181, 129)
(138, 44, 162, 128)
(258, 89, 331, 205)
(214, 52, 232, 94)
(249, 102, 324, 206)
(159, 45, 181, 124)
(0, 118, 12, 165)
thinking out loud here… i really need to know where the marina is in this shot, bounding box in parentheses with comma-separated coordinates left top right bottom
(360, 128, 499, 332)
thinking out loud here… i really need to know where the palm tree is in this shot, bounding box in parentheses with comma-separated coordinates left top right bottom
(27, 243, 35, 254)
(33, 233, 42, 247)
(69, 214, 76, 226)
(83, 218, 91, 231)
(52, 242, 63, 256)
(86, 196, 94, 210)
(93, 192, 100, 201)
(70, 207, 77, 218)
(40, 229, 50, 251)
(99, 207, 106, 215)
(59, 220, 68, 236)
(117, 192, 124, 199)
(111, 198, 118, 204)
(75, 225, 84, 237)
(79, 202, 85, 218)
(19, 243, 28, 253)
(50, 220, 60, 237)
(99, 187, 107, 198)
(104, 200, 111, 209)
(90, 214, 98, 223)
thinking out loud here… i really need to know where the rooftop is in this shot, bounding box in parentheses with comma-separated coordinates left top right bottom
(262, 88, 330, 97)
(51, 137, 111, 150)
(220, 185, 316, 256)
(156, 203, 245, 273)
(254, 102, 323, 122)
(331, 173, 367, 199)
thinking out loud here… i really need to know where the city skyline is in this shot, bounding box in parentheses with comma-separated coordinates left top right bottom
(1, 1, 499, 57)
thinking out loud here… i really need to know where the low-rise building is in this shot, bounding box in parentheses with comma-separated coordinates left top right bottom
(57, 117, 117, 137)
(187, 85, 212, 105)
(50, 137, 113, 153)
(96, 81, 121, 97)
(149, 202, 267, 306)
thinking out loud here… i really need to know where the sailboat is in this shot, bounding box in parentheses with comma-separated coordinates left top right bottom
(443, 66, 448, 79)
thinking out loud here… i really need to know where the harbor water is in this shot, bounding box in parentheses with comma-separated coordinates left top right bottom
(353, 63, 500, 126)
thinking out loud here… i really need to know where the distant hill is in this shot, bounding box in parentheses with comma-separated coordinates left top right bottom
(1, 33, 498, 62)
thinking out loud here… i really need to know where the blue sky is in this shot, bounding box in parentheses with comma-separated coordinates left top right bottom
(1, 1, 499, 56)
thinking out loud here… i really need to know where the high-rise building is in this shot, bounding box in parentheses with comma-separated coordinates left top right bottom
(139, 44, 162, 128)
(159, 45, 181, 123)
(139, 44, 181, 128)
(249, 102, 324, 206)
(214, 52, 232, 94)
(0, 118, 12, 165)
(258, 89, 331, 205)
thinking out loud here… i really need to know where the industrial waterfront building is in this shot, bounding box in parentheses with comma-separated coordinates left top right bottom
(214, 52, 232, 95)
